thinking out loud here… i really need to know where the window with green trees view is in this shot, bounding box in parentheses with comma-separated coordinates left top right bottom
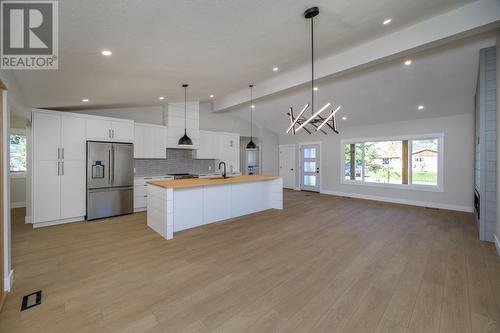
(10, 133, 27, 172)
(343, 135, 441, 189)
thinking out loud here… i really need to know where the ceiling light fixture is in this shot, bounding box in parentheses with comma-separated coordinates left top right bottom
(342, 116, 347, 120)
(273, 67, 279, 72)
(101, 50, 112, 56)
(418, 105, 425, 110)
(404, 60, 412, 66)
(383, 18, 392, 25)
(177, 84, 193, 147)
(159, 96, 165, 100)
(286, 6, 340, 135)
(82, 98, 89, 102)
(209, 94, 214, 98)
(246, 85, 257, 150)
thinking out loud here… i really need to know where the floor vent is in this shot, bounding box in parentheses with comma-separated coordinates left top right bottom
(21, 290, 42, 311)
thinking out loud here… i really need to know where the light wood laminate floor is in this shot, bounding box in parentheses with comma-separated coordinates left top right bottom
(1, 191, 500, 332)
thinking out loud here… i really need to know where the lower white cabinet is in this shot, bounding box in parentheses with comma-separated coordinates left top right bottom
(134, 123, 167, 158)
(134, 176, 173, 212)
(60, 160, 86, 219)
(33, 161, 61, 223)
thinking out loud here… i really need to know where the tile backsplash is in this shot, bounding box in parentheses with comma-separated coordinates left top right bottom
(134, 149, 217, 177)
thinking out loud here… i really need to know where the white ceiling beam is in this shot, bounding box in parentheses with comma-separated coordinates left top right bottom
(213, 0, 500, 112)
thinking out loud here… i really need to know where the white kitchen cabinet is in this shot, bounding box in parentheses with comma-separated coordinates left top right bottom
(134, 176, 173, 212)
(218, 132, 240, 173)
(32, 110, 87, 225)
(134, 123, 167, 159)
(193, 130, 220, 159)
(33, 160, 61, 223)
(166, 102, 200, 149)
(112, 120, 135, 141)
(86, 117, 134, 142)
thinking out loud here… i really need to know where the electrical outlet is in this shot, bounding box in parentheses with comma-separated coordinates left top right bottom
(208, 165, 212, 171)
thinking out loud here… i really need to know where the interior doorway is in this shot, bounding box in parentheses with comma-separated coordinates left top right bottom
(279, 145, 296, 189)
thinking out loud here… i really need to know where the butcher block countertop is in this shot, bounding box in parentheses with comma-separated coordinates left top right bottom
(147, 175, 279, 189)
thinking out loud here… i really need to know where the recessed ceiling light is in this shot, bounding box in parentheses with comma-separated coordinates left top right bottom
(313, 87, 318, 91)
(159, 96, 165, 100)
(273, 67, 279, 72)
(383, 18, 392, 25)
(418, 105, 425, 110)
(251, 104, 255, 109)
(101, 50, 112, 56)
(82, 98, 89, 103)
(342, 116, 347, 120)
(404, 60, 412, 66)
(209, 94, 214, 98)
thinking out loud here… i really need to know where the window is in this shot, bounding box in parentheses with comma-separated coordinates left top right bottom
(342, 134, 442, 191)
(10, 133, 27, 172)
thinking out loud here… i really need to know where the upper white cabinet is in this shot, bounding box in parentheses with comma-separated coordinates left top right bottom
(86, 117, 134, 142)
(32, 110, 86, 225)
(166, 102, 199, 149)
(218, 132, 240, 173)
(134, 123, 167, 159)
(193, 130, 220, 159)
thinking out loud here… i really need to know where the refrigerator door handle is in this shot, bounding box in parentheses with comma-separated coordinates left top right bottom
(108, 149, 112, 184)
(111, 146, 115, 185)
(57, 161, 60, 176)
(62, 161, 64, 176)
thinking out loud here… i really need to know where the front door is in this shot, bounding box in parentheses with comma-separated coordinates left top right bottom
(300, 144, 320, 192)
(279, 145, 296, 189)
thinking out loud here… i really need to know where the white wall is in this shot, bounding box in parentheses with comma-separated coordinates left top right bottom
(76, 103, 280, 176)
(0, 70, 31, 292)
(74, 105, 164, 124)
(280, 113, 474, 211)
(496, 29, 500, 254)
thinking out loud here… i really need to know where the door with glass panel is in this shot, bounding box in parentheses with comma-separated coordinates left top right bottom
(300, 144, 320, 192)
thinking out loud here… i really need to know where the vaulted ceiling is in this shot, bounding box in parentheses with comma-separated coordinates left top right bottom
(7, 0, 481, 110)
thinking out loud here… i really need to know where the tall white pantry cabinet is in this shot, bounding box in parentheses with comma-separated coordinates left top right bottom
(32, 110, 86, 226)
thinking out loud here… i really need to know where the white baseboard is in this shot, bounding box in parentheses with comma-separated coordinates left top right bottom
(320, 190, 473, 213)
(25, 215, 31, 224)
(4, 269, 13, 292)
(33, 216, 85, 228)
(11, 201, 25, 208)
(134, 207, 146, 213)
(494, 234, 500, 257)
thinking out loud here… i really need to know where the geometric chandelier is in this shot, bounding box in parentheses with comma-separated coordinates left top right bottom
(286, 6, 341, 135)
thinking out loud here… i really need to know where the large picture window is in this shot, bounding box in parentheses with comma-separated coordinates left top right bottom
(342, 134, 443, 191)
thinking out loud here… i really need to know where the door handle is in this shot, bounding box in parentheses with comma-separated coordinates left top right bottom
(291, 169, 294, 171)
(61, 162, 64, 176)
(112, 129, 115, 138)
(57, 162, 60, 175)
(108, 149, 112, 184)
(109, 129, 111, 138)
(57, 148, 60, 159)
(61, 147, 64, 159)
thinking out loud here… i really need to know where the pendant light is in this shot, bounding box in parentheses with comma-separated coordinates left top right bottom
(246, 84, 257, 150)
(286, 6, 341, 135)
(178, 84, 193, 147)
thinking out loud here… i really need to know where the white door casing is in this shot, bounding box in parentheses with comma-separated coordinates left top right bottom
(279, 145, 296, 189)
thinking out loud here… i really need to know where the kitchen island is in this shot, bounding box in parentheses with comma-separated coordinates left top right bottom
(146, 175, 283, 240)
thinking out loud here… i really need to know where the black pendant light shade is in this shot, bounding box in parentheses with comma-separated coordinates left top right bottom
(178, 84, 193, 147)
(246, 139, 256, 150)
(246, 84, 257, 150)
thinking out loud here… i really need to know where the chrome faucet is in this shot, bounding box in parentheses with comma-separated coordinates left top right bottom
(218, 161, 227, 178)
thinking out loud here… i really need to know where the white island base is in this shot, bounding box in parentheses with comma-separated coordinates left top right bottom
(146, 176, 283, 240)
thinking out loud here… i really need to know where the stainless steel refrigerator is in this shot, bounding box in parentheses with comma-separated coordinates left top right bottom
(86, 141, 134, 220)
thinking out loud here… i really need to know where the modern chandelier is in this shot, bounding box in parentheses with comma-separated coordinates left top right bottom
(286, 6, 341, 135)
